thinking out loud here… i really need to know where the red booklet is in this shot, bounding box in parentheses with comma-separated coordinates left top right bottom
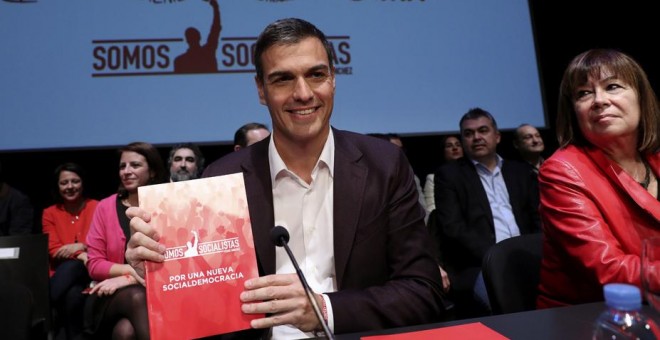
(138, 173, 262, 340)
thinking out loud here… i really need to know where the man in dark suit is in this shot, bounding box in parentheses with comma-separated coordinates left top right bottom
(433, 108, 540, 318)
(0, 160, 34, 236)
(126, 18, 444, 338)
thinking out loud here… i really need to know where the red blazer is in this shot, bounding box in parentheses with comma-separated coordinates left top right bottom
(537, 145, 660, 308)
(42, 198, 98, 276)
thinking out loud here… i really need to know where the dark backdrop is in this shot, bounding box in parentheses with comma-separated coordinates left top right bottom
(1, 0, 658, 232)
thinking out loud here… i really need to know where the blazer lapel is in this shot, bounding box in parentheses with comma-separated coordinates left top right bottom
(461, 159, 493, 226)
(242, 141, 276, 276)
(332, 130, 367, 287)
(501, 161, 522, 216)
(586, 147, 660, 223)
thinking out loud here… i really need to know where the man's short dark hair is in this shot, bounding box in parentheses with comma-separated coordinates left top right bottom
(234, 122, 269, 148)
(254, 18, 334, 82)
(459, 107, 498, 132)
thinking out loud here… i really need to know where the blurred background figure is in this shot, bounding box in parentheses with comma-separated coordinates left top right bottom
(43, 162, 98, 340)
(513, 124, 545, 172)
(167, 143, 205, 182)
(84, 142, 166, 340)
(424, 135, 464, 298)
(233, 122, 270, 151)
(386, 133, 404, 148)
(367, 132, 452, 295)
(369, 133, 426, 213)
(0, 160, 34, 236)
(537, 49, 660, 309)
(423, 135, 463, 215)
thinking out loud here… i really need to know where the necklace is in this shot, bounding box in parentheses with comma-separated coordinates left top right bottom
(65, 200, 84, 224)
(121, 198, 134, 207)
(638, 160, 651, 190)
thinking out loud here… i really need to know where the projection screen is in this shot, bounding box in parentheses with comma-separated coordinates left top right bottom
(0, 0, 545, 151)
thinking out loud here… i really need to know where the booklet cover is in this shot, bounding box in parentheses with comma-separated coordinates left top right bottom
(138, 173, 261, 340)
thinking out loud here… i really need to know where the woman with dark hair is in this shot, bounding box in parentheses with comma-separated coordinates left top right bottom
(423, 135, 463, 214)
(84, 142, 166, 339)
(537, 49, 660, 308)
(43, 162, 98, 339)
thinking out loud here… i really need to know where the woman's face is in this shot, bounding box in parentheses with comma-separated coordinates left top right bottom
(58, 170, 83, 203)
(443, 136, 463, 161)
(573, 69, 640, 146)
(119, 151, 152, 193)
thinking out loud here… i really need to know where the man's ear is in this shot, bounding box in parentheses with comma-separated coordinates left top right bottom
(330, 66, 336, 90)
(255, 76, 266, 105)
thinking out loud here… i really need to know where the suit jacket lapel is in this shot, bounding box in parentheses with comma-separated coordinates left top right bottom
(332, 130, 367, 288)
(242, 141, 276, 276)
(501, 161, 521, 217)
(461, 159, 493, 227)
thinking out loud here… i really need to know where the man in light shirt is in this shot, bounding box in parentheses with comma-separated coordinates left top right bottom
(125, 18, 444, 338)
(433, 108, 540, 319)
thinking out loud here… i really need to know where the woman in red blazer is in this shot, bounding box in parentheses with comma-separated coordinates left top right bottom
(537, 49, 660, 308)
(43, 162, 98, 339)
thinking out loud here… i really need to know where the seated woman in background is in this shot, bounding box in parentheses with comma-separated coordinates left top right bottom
(423, 135, 463, 214)
(43, 162, 98, 339)
(423, 135, 463, 295)
(537, 49, 660, 308)
(85, 142, 166, 339)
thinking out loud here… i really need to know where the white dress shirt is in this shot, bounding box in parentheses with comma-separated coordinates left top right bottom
(269, 131, 337, 339)
(470, 156, 520, 243)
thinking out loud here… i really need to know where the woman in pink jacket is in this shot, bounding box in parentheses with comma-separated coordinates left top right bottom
(537, 49, 660, 308)
(85, 142, 167, 339)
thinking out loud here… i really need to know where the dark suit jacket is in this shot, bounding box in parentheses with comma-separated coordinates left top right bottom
(433, 157, 540, 290)
(0, 183, 34, 236)
(202, 128, 444, 336)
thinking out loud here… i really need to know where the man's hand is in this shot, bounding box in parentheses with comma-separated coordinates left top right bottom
(125, 207, 166, 286)
(439, 265, 451, 293)
(240, 273, 322, 332)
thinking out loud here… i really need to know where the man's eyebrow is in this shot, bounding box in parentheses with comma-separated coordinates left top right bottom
(463, 124, 488, 131)
(307, 64, 329, 73)
(266, 70, 292, 81)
